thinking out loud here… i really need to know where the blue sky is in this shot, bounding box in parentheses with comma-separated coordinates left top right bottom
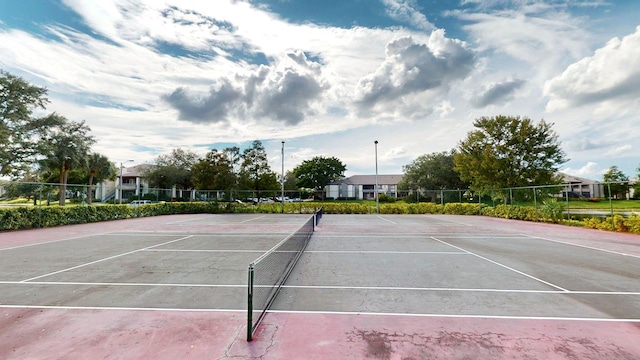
(1, 0, 639, 180)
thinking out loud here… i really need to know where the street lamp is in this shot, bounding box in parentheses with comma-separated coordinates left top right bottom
(281, 141, 285, 214)
(119, 160, 134, 204)
(374, 140, 379, 214)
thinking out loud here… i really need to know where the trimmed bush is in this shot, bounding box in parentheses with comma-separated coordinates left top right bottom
(2, 201, 639, 235)
(624, 214, 640, 234)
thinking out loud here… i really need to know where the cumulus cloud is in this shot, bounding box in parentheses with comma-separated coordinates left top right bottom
(354, 31, 475, 115)
(560, 162, 604, 179)
(471, 77, 525, 108)
(544, 26, 640, 111)
(381, 146, 408, 161)
(163, 50, 326, 125)
(164, 79, 241, 123)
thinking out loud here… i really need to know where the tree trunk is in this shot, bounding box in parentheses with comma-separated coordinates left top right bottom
(58, 170, 67, 206)
(88, 173, 94, 205)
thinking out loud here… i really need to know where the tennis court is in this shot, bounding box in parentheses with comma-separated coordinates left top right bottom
(1, 213, 639, 359)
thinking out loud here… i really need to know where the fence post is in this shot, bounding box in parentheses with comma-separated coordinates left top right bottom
(608, 182, 615, 231)
(565, 189, 570, 220)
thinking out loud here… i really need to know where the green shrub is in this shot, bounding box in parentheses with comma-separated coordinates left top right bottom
(540, 199, 565, 223)
(624, 214, 640, 234)
(444, 203, 484, 215)
(583, 217, 601, 229)
(380, 204, 408, 214)
(377, 194, 396, 203)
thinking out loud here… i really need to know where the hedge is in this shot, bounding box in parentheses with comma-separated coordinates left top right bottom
(1, 202, 639, 235)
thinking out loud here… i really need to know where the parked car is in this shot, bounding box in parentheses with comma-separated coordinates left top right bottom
(129, 200, 152, 206)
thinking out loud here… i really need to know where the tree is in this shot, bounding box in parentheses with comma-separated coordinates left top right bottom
(238, 140, 278, 196)
(145, 148, 199, 190)
(454, 115, 567, 200)
(399, 150, 469, 201)
(293, 156, 346, 200)
(38, 117, 96, 205)
(86, 153, 116, 204)
(634, 164, 640, 200)
(192, 148, 237, 191)
(0, 70, 64, 177)
(603, 166, 629, 200)
(283, 171, 298, 191)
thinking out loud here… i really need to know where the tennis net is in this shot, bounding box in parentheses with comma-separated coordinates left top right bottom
(247, 213, 315, 341)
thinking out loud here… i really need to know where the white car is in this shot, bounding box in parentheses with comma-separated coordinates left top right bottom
(129, 200, 152, 206)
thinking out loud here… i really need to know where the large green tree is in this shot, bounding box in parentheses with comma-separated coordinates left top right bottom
(400, 150, 468, 190)
(0, 70, 64, 177)
(293, 156, 346, 200)
(238, 140, 278, 196)
(603, 166, 629, 199)
(454, 116, 566, 196)
(145, 148, 199, 189)
(38, 117, 96, 205)
(192, 148, 237, 190)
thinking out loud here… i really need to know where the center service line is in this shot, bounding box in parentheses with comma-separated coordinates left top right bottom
(431, 236, 569, 292)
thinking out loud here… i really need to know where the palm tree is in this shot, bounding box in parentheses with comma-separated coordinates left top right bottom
(86, 153, 116, 204)
(38, 117, 95, 205)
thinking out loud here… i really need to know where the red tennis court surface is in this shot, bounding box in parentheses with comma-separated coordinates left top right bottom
(1, 213, 639, 359)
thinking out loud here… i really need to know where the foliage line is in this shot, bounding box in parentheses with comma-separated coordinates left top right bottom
(1, 202, 638, 235)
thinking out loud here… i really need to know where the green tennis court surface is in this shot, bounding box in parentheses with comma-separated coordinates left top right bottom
(1, 213, 639, 359)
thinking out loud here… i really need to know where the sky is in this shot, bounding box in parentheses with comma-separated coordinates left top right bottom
(1, 0, 639, 181)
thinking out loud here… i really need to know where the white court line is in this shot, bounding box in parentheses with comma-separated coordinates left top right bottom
(431, 236, 569, 292)
(241, 215, 267, 223)
(145, 249, 267, 253)
(311, 234, 520, 238)
(1, 305, 632, 323)
(20, 235, 194, 282)
(0, 232, 111, 251)
(377, 216, 396, 224)
(0, 281, 245, 288)
(523, 234, 640, 259)
(167, 216, 213, 224)
(279, 285, 640, 295)
(268, 310, 640, 323)
(0, 304, 244, 313)
(2, 281, 638, 296)
(421, 216, 473, 227)
(304, 250, 468, 255)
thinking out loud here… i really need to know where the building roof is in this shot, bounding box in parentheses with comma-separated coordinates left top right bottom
(559, 172, 600, 184)
(330, 174, 404, 185)
(122, 164, 152, 177)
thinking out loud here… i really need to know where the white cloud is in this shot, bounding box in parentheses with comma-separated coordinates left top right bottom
(163, 50, 328, 125)
(544, 26, 640, 111)
(470, 76, 525, 108)
(382, 0, 435, 31)
(450, 3, 591, 72)
(560, 161, 604, 179)
(354, 32, 475, 117)
(1, 0, 638, 180)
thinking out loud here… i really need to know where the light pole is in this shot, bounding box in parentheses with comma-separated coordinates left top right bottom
(374, 140, 379, 214)
(281, 141, 285, 214)
(119, 160, 134, 204)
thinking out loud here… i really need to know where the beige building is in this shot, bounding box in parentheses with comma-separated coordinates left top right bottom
(326, 175, 404, 200)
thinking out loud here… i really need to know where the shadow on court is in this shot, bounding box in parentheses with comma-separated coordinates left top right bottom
(1, 213, 639, 359)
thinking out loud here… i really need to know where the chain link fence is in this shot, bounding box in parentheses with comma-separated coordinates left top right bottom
(1, 180, 635, 220)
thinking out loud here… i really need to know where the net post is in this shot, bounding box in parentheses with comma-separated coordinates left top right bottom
(247, 264, 254, 341)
